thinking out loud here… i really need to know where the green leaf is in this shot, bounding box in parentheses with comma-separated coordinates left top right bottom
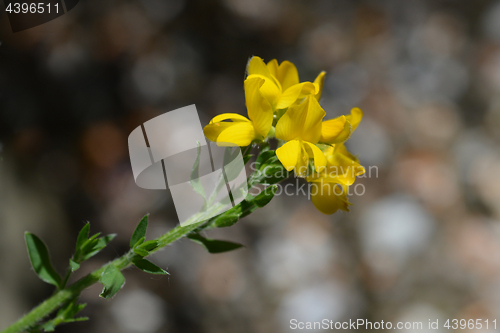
(254, 185, 278, 207)
(189, 141, 206, 200)
(132, 258, 169, 275)
(259, 160, 289, 185)
(187, 233, 243, 253)
(130, 215, 148, 248)
(209, 195, 265, 228)
(243, 153, 253, 165)
(62, 301, 86, 319)
(133, 239, 158, 257)
(211, 210, 241, 228)
(86, 232, 101, 243)
(65, 317, 89, 323)
(135, 240, 158, 252)
(29, 300, 89, 332)
(73, 223, 90, 263)
(55, 299, 86, 321)
(99, 265, 125, 299)
(259, 141, 270, 153)
(80, 234, 116, 261)
(95, 234, 116, 249)
(75, 223, 90, 252)
(255, 150, 275, 170)
(133, 247, 149, 257)
(76, 232, 100, 260)
(132, 236, 145, 248)
(25, 232, 62, 288)
(41, 322, 55, 332)
(238, 199, 260, 218)
(222, 146, 244, 183)
(69, 259, 80, 272)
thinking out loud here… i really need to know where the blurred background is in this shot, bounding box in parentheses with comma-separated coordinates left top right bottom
(2, 0, 500, 332)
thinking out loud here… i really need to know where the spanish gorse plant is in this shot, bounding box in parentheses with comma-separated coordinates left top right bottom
(1, 56, 365, 333)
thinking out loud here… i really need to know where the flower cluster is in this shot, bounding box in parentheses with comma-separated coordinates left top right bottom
(204, 56, 365, 215)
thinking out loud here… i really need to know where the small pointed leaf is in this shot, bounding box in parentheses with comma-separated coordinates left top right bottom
(187, 233, 243, 253)
(133, 247, 149, 257)
(132, 236, 145, 248)
(135, 240, 158, 253)
(99, 265, 125, 299)
(255, 150, 275, 170)
(132, 258, 169, 275)
(130, 215, 148, 248)
(254, 185, 278, 207)
(41, 322, 55, 332)
(86, 232, 101, 243)
(80, 234, 116, 261)
(64, 317, 89, 323)
(243, 154, 253, 165)
(190, 141, 206, 200)
(75, 223, 90, 252)
(25, 232, 62, 288)
(95, 234, 116, 249)
(211, 211, 241, 228)
(69, 259, 80, 272)
(260, 162, 289, 185)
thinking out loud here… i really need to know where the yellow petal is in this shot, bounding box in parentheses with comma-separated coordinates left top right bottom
(295, 141, 310, 177)
(205, 113, 251, 142)
(327, 152, 365, 176)
(320, 115, 352, 144)
(314, 71, 326, 101)
(303, 142, 327, 173)
(345, 107, 363, 132)
(246, 56, 282, 91)
(276, 60, 299, 91)
(276, 82, 316, 110)
(244, 77, 274, 137)
(276, 139, 301, 171)
(334, 143, 359, 163)
(323, 145, 335, 156)
(310, 181, 351, 214)
(211, 113, 251, 123)
(247, 56, 272, 79)
(300, 97, 326, 143)
(323, 153, 365, 185)
(216, 122, 257, 147)
(275, 100, 308, 141)
(306, 145, 333, 182)
(247, 74, 281, 109)
(266, 59, 279, 78)
(204, 122, 235, 142)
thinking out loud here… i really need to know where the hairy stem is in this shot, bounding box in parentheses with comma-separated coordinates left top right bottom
(0, 219, 207, 333)
(1, 151, 287, 333)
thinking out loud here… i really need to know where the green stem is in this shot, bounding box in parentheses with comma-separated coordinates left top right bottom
(1, 156, 288, 333)
(60, 267, 72, 290)
(0, 220, 207, 333)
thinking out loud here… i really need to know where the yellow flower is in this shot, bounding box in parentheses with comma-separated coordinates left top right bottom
(275, 95, 327, 177)
(306, 144, 365, 215)
(310, 182, 351, 215)
(203, 77, 273, 146)
(246, 56, 325, 111)
(307, 145, 365, 186)
(304, 108, 364, 215)
(319, 107, 363, 144)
